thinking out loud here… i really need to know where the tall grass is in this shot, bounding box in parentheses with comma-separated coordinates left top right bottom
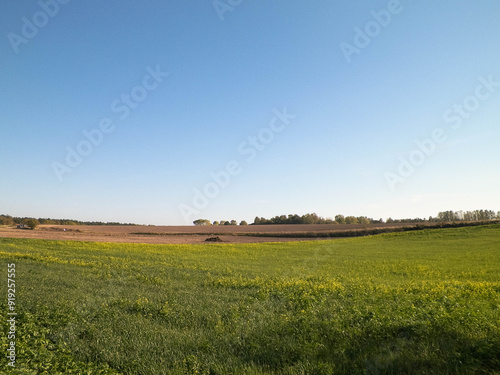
(1, 224, 499, 374)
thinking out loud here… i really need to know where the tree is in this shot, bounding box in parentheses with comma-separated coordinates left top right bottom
(345, 216, 358, 224)
(487, 210, 496, 220)
(22, 218, 40, 230)
(230, 220, 237, 225)
(0, 215, 14, 226)
(357, 216, 370, 225)
(212, 221, 219, 226)
(335, 215, 345, 224)
(437, 211, 455, 222)
(239, 220, 248, 225)
(224, 221, 231, 226)
(253, 217, 268, 225)
(287, 214, 301, 224)
(193, 219, 211, 226)
(302, 213, 320, 224)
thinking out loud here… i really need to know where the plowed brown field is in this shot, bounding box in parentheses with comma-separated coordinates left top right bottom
(0, 223, 419, 244)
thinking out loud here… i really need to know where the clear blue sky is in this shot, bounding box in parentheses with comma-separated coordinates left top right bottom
(1, 0, 499, 225)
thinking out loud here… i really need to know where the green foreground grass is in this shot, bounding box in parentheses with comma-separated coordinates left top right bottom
(1, 225, 499, 374)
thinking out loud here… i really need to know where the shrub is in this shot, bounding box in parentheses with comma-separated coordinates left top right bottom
(22, 218, 40, 230)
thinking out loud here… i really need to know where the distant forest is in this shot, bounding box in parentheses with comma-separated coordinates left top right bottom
(0, 215, 136, 227)
(1, 209, 498, 229)
(195, 209, 500, 226)
(253, 210, 500, 225)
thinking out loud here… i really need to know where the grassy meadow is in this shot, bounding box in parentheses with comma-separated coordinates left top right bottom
(1, 224, 500, 374)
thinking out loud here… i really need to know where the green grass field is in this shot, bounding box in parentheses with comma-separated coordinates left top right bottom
(1, 225, 499, 374)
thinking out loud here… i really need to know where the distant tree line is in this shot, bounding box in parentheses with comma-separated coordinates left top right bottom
(433, 209, 499, 222)
(252, 213, 374, 225)
(0, 214, 136, 229)
(2, 209, 498, 230)
(249, 210, 500, 225)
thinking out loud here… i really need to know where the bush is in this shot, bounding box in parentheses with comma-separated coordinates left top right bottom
(193, 219, 211, 226)
(22, 218, 40, 230)
(0, 215, 14, 225)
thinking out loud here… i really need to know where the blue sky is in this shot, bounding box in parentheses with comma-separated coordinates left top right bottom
(1, 0, 499, 225)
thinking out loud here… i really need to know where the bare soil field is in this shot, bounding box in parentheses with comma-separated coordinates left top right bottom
(0, 223, 424, 244)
